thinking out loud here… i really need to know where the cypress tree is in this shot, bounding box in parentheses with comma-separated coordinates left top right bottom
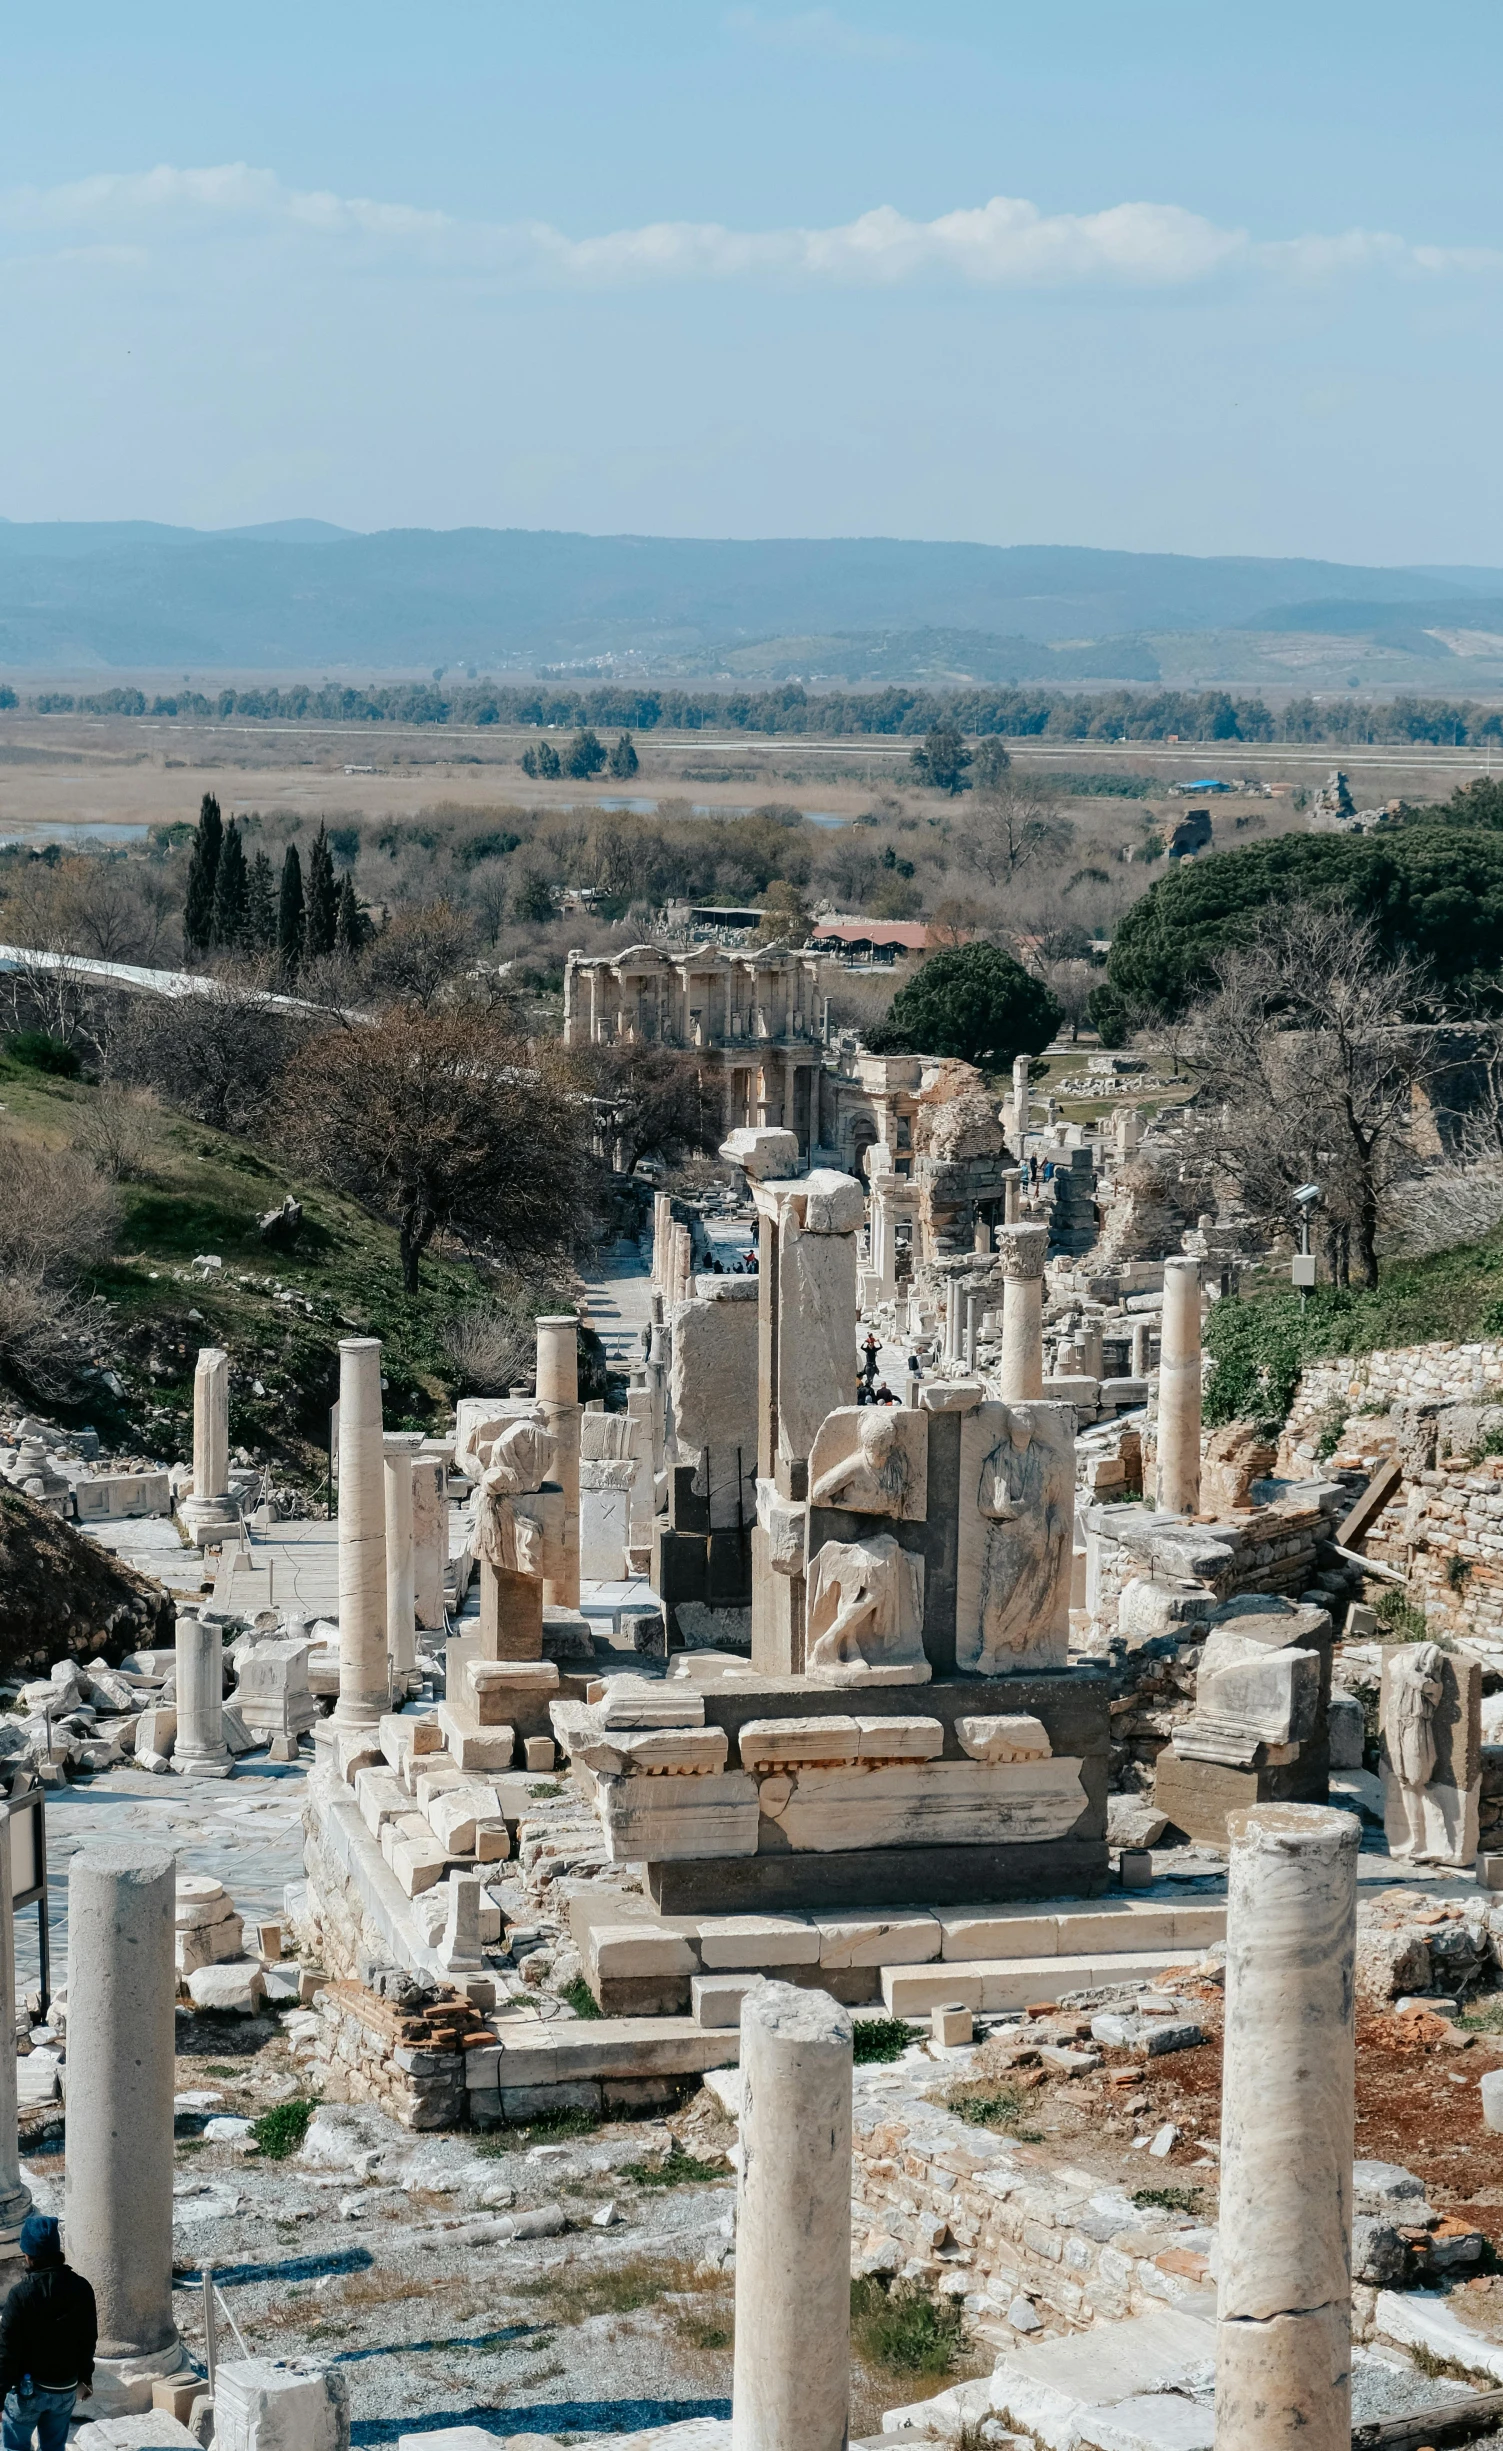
(277, 844, 304, 982)
(335, 872, 362, 956)
(303, 823, 338, 961)
(243, 849, 276, 952)
(182, 791, 223, 954)
(210, 818, 248, 948)
(608, 731, 639, 778)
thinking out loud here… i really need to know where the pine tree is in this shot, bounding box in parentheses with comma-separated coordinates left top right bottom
(277, 844, 304, 983)
(608, 731, 639, 779)
(182, 791, 223, 954)
(335, 872, 362, 956)
(303, 823, 338, 961)
(210, 818, 248, 949)
(243, 849, 277, 952)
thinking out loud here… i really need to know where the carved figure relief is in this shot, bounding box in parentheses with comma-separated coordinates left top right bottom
(804, 1534, 929, 1686)
(808, 1406, 927, 1522)
(1380, 1639, 1481, 1868)
(956, 1402, 1073, 1675)
(476, 1418, 558, 1579)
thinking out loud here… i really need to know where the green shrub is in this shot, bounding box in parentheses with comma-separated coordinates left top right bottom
(616, 2143, 725, 2188)
(850, 2276, 967, 2375)
(251, 2097, 318, 2159)
(559, 1975, 602, 2021)
(852, 2016, 919, 2065)
(1132, 2184, 1204, 2215)
(1375, 1588, 1432, 1643)
(6, 1032, 80, 1077)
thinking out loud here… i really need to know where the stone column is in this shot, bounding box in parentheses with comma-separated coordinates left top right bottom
(732, 1983, 852, 2451)
(66, 1845, 188, 2413)
(1130, 1318, 1154, 1378)
(0, 1813, 30, 2265)
(944, 1276, 961, 1365)
(536, 1315, 581, 1609)
(412, 1444, 448, 1631)
(1078, 1317, 1104, 1379)
(1012, 1051, 1030, 1141)
(996, 1222, 1048, 1401)
(1217, 1803, 1358, 2451)
(1003, 1167, 1021, 1225)
(383, 1432, 426, 1684)
(1157, 1256, 1203, 1515)
(334, 1337, 389, 1727)
(180, 1348, 237, 1542)
(172, 1611, 230, 1778)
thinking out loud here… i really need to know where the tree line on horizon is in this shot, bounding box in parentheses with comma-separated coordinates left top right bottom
(10, 677, 1503, 748)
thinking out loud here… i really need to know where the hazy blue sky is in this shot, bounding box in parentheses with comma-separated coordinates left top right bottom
(5, 1, 1502, 564)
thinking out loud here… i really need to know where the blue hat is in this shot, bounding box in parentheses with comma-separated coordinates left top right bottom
(19, 2215, 61, 2264)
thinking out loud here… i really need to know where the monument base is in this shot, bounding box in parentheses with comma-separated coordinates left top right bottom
(1153, 1743, 1330, 1848)
(88, 2340, 192, 2419)
(648, 1833, 1108, 1915)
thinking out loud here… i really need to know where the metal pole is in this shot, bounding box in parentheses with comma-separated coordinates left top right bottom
(203, 2262, 217, 2397)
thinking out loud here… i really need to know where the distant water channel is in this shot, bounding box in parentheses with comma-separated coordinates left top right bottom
(597, 798, 848, 827)
(0, 821, 152, 848)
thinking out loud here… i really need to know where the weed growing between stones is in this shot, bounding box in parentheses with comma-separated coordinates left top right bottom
(514, 2253, 718, 2326)
(946, 2082, 1043, 2142)
(476, 2104, 600, 2154)
(616, 2143, 725, 2188)
(559, 1975, 602, 2020)
(849, 2276, 967, 2378)
(1132, 2184, 1204, 2215)
(250, 2097, 318, 2158)
(852, 2017, 920, 2065)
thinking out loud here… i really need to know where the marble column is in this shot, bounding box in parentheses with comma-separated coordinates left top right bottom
(171, 1611, 230, 1778)
(996, 1222, 1048, 1401)
(66, 1845, 188, 2413)
(334, 1337, 389, 1726)
(536, 1314, 581, 1609)
(412, 1444, 449, 1632)
(732, 1983, 852, 2451)
(1011, 1052, 1030, 1142)
(1130, 1318, 1153, 1378)
(0, 1813, 30, 2265)
(1078, 1318, 1104, 1379)
(180, 1348, 237, 1543)
(1157, 1256, 1203, 1515)
(1002, 1167, 1021, 1225)
(383, 1431, 426, 1684)
(1217, 1803, 1358, 2451)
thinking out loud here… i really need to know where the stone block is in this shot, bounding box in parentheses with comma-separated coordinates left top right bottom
(813, 1911, 940, 1968)
(597, 1769, 759, 1864)
(738, 1716, 860, 1771)
(588, 1926, 698, 1982)
(695, 1915, 820, 1969)
(692, 1972, 765, 2028)
(777, 1221, 858, 1463)
(932, 2004, 973, 2047)
(938, 1908, 1059, 1962)
(426, 1784, 503, 1856)
(187, 1963, 267, 2015)
(435, 1703, 516, 1776)
(956, 1715, 1052, 1763)
(213, 2359, 349, 2451)
(523, 1737, 555, 1773)
(669, 1297, 758, 1522)
(653, 1522, 709, 1603)
(573, 1723, 729, 1779)
(601, 1679, 706, 1730)
(758, 1756, 1088, 1853)
(175, 1874, 232, 1931)
(354, 1768, 408, 1838)
(379, 1713, 440, 1771)
(855, 1716, 945, 1762)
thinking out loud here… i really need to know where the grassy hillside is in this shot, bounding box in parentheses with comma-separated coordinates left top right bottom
(0, 1050, 566, 1482)
(1206, 1237, 1503, 1431)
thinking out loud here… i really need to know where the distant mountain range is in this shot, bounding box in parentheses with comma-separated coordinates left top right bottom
(3, 521, 1503, 684)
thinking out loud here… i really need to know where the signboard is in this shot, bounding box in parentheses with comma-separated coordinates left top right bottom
(1291, 1254, 1317, 1289)
(8, 1774, 44, 1910)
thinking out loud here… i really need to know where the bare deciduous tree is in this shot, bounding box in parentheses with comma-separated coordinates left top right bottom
(1184, 902, 1441, 1288)
(279, 1006, 591, 1291)
(961, 786, 1076, 889)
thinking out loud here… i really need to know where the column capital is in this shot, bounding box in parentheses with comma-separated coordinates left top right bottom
(995, 1221, 1049, 1280)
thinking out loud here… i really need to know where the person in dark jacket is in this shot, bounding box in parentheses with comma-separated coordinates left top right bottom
(0, 2215, 95, 2451)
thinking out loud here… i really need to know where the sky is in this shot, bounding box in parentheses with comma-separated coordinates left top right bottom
(4, 0, 1503, 565)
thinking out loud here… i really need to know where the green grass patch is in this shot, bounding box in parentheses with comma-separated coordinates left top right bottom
(850, 2276, 967, 2377)
(1461, 1996, 1503, 2033)
(1205, 1241, 1503, 1432)
(5, 1031, 81, 1076)
(527, 1781, 564, 1800)
(559, 1975, 602, 2021)
(250, 2097, 318, 2159)
(514, 2253, 711, 2325)
(477, 2104, 600, 2153)
(1132, 2184, 1204, 2215)
(616, 2143, 726, 2189)
(1375, 1587, 1433, 1643)
(852, 2016, 920, 2065)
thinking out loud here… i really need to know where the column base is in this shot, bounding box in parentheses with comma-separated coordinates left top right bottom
(331, 1692, 389, 1729)
(0, 2176, 32, 2254)
(178, 1498, 241, 1548)
(171, 1752, 233, 1780)
(88, 2338, 192, 2419)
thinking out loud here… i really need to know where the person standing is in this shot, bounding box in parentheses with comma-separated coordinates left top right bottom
(0, 2216, 96, 2451)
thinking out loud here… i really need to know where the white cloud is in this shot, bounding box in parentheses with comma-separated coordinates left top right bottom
(724, 8, 915, 62)
(1, 165, 1499, 292)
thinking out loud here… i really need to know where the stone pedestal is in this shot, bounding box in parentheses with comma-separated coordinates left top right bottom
(732, 1982, 851, 2451)
(180, 1347, 239, 1544)
(171, 1612, 231, 1779)
(334, 1338, 390, 1728)
(1156, 1256, 1202, 1515)
(480, 1564, 544, 1659)
(996, 1224, 1047, 1401)
(383, 1431, 425, 1686)
(536, 1315, 581, 1609)
(0, 1814, 30, 2265)
(1216, 1803, 1357, 2451)
(66, 1845, 188, 2413)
